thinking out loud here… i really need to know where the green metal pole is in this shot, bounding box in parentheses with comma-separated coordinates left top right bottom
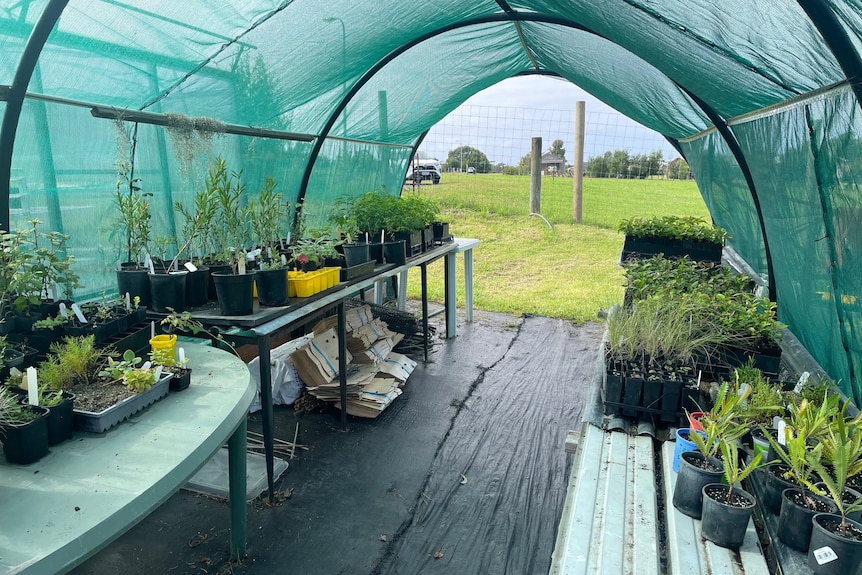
(228, 416, 247, 560)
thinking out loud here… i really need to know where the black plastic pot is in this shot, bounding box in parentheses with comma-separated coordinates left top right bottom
(46, 391, 75, 445)
(116, 267, 151, 308)
(763, 463, 802, 515)
(432, 221, 449, 240)
(701, 483, 756, 549)
(807, 513, 862, 574)
(369, 242, 384, 264)
(1, 405, 49, 464)
(184, 266, 211, 308)
(672, 451, 724, 518)
(255, 268, 290, 307)
(342, 243, 371, 268)
(779, 488, 838, 552)
(212, 272, 255, 316)
(206, 263, 232, 301)
(383, 240, 406, 265)
(148, 271, 188, 314)
(168, 368, 192, 392)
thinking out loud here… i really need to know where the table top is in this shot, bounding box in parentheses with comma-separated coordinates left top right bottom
(0, 345, 253, 575)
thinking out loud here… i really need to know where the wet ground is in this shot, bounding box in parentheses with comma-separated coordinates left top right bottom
(71, 307, 604, 575)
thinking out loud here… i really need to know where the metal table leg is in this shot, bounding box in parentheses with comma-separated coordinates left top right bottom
(421, 263, 428, 363)
(444, 250, 456, 338)
(228, 416, 247, 560)
(256, 336, 275, 501)
(337, 302, 348, 430)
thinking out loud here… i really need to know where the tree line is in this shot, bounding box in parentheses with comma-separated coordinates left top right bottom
(437, 142, 691, 180)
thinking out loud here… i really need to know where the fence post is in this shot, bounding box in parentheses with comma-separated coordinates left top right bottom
(573, 101, 585, 223)
(530, 137, 541, 214)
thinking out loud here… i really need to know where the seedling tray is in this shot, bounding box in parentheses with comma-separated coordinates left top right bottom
(73, 373, 172, 433)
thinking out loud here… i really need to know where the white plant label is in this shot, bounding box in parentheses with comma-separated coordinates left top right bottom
(178, 347, 185, 364)
(777, 419, 787, 445)
(141, 361, 152, 369)
(144, 253, 155, 274)
(812, 546, 838, 565)
(155, 365, 163, 381)
(26, 367, 38, 405)
(50, 283, 58, 301)
(58, 302, 69, 318)
(280, 254, 287, 266)
(238, 257, 246, 275)
(793, 371, 810, 394)
(184, 261, 198, 272)
(71, 303, 87, 323)
(125, 292, 131, 310)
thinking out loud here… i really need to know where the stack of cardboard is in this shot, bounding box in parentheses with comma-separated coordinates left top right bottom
(292, 305, 416, 417)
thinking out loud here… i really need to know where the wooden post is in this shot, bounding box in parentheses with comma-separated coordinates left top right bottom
(530, 136, 542, 214)
(573, 101, 585, 223)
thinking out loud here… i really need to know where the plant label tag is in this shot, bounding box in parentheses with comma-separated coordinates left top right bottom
(178, 347, 185, 363)
(71, 303, 87, 323)
(238, 257, 247, 275)
(26, 367, 38, 405)
(777, 419, 787, 445)
(184, 261, 198, 272)
(58, 302, 69, 318)
(281, 254, 287, 266)
(144, 253, 155, 274)
(125, 292, 131, 310)
(142, 361, 152, 369)
(812, 546, 838, 565)
(155, 365, 163, 381)
(793, 371, 810, 394)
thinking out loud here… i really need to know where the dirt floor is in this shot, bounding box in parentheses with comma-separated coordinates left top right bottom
(70, 306, 604, 575)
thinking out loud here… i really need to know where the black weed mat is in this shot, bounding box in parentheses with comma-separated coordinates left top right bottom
(70, 313, 604, 575)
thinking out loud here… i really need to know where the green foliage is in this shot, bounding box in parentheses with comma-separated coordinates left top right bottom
(121, 367, 156, 393)
(98, 349, 142, 381)
(0, 387, 40, 425)
(208, 158, 250, 273)
(624, 255, 753, 302)
(719, 440, 763, 502)
(690, 382, 751, 459)
(618, 215, 728, 244)
(112, 181, 152, 267)
(765, 424, 824, 486)
(807, 403, 862, 531)
(41, 335, 107, 389)
(246, 177, 289, 257)
(444, 146, 492, 173)
(585, 149, 664, 179)
(174, 180, 219, 264)
(549, 139, 566, 160)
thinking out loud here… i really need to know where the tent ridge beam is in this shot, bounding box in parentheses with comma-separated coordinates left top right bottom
(513, 22, 540, 70)
(90, 107, 315, 143)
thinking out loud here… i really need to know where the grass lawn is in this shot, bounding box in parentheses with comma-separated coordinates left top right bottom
(403, 174, 708, 323)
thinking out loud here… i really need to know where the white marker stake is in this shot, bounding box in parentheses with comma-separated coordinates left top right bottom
(777, 419, 787, 445)
(27, 367, 38, 406)
(151, 321, 156, 340)
(178, 347, 185, 364)
(71, 303, 87, 323)
(125, 292, 131, 310)
(58, 302, 69, 318)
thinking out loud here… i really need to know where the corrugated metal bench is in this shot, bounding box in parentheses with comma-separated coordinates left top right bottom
(550, 422, 770, 575)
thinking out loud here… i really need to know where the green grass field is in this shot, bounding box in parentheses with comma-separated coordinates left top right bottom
(403, 174, 708, 323)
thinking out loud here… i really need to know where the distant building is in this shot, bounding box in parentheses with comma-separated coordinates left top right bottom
(541, 152, 565, 176)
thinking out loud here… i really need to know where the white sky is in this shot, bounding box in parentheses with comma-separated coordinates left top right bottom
(421, 75, 679, 166)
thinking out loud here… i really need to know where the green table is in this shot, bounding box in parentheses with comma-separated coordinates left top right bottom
(0, 345, 254, 574)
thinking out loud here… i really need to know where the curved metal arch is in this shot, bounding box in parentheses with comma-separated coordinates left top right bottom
(0, 0, 70, 231)
(295, 13, 598, 209)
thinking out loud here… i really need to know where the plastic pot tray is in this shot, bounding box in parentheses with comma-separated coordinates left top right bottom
(73, 373, 172, 433)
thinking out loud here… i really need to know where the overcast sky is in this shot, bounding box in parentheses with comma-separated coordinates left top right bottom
(422, 75, 678, 166)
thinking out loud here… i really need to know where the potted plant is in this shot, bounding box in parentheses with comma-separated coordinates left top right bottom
(700, 437, 763, 549)
(806, 405, 862, 573)
(246, 177, 291, 307)
(112, 165, 153, 307)
(0, 385, 49, 464)
(208, 158, 254, 316)
(618, 215, 727, 263)
(175, 179, 220, 304)
(329, 195, 372, 268)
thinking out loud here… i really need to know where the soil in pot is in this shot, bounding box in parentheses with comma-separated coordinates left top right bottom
(779, 488, 838, 552)
(672, 451, 724, 519)
(808, 513, 862, 574)
(701, 483, 756, 549)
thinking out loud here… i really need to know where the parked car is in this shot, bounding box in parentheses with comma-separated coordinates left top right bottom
(466, 166, 475, 174)
(405, 162, 441, 184)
